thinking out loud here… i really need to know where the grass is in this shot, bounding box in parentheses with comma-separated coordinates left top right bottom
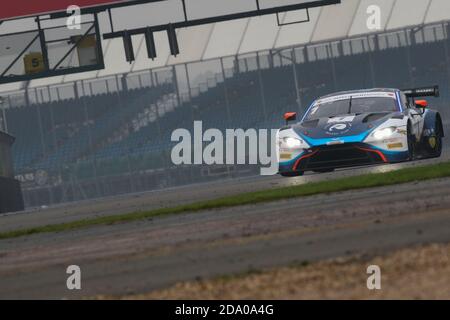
(2, 160, 450, 240)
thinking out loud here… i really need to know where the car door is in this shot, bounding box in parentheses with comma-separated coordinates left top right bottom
(401, 93, 423, 141)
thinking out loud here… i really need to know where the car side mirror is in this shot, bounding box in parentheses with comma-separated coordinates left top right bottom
(415, 99, 428, 108)
(284, 112, 297, 124)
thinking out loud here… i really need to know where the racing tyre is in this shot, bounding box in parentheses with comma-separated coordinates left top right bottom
(407, 123, 416, 161)
(280, 171, 304, 177)
(422, 120, 443, 158)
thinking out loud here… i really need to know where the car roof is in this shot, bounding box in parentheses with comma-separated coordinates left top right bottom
(319, 88, 399, 99)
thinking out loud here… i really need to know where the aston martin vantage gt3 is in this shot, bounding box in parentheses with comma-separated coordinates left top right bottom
(277, 86, 444, 177)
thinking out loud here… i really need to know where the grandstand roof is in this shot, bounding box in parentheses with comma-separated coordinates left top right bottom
(1, 0, 450, 92)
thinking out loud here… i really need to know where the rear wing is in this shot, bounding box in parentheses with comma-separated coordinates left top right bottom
(402, 86, 439, 98)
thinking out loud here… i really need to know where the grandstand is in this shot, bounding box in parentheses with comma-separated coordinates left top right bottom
(1, 0, 450, 207)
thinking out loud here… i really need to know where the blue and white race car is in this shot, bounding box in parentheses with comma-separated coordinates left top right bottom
(277, 87, 444, 177)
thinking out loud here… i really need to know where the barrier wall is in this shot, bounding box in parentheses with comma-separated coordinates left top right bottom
(0, 131, 24, 213)
(0, 176, 24, 213)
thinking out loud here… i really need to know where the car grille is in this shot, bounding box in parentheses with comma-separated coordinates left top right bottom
(297, 144, 384, 171)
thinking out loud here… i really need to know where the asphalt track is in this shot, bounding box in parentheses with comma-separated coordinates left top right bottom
(0, 141, 450, 299)
(2, 146, 450, 233)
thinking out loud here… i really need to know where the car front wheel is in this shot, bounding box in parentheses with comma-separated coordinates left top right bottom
(407, 123, 417, 161)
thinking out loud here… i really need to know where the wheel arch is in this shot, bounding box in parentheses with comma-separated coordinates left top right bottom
(436, 112, 444, 137)
(422, 110, 444, 138)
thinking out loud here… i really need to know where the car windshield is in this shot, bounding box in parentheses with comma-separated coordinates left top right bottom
(304, 95, 399, 121)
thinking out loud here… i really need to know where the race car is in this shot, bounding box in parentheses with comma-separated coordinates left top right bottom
(277, 86, 444, 177)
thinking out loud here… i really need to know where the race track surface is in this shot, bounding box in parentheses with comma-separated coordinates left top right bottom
(0, 142, 450, 299)
(2, 147, 450, 233)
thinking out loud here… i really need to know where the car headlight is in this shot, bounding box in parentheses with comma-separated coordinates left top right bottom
(281, 137, 302, 149)
(373, 127, 396, 140)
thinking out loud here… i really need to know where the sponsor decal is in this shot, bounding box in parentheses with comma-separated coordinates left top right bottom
(428, 137, 437, 148)
(314, 92, 396, 106)
(310, 106, 319, 115)
(326, 140, 345, 146)
(327, 116, 355, 123)
(325, 122, 352, 135)
(280, 153, 292, 160)
(388, 142, 404, 149)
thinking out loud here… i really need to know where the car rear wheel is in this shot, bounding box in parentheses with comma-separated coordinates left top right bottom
(422, 120, 443, 158)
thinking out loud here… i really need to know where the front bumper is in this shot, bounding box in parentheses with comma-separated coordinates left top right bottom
(278, 142, 409, 173)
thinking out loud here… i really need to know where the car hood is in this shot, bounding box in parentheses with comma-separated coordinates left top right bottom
(292, 112, 403, 141)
